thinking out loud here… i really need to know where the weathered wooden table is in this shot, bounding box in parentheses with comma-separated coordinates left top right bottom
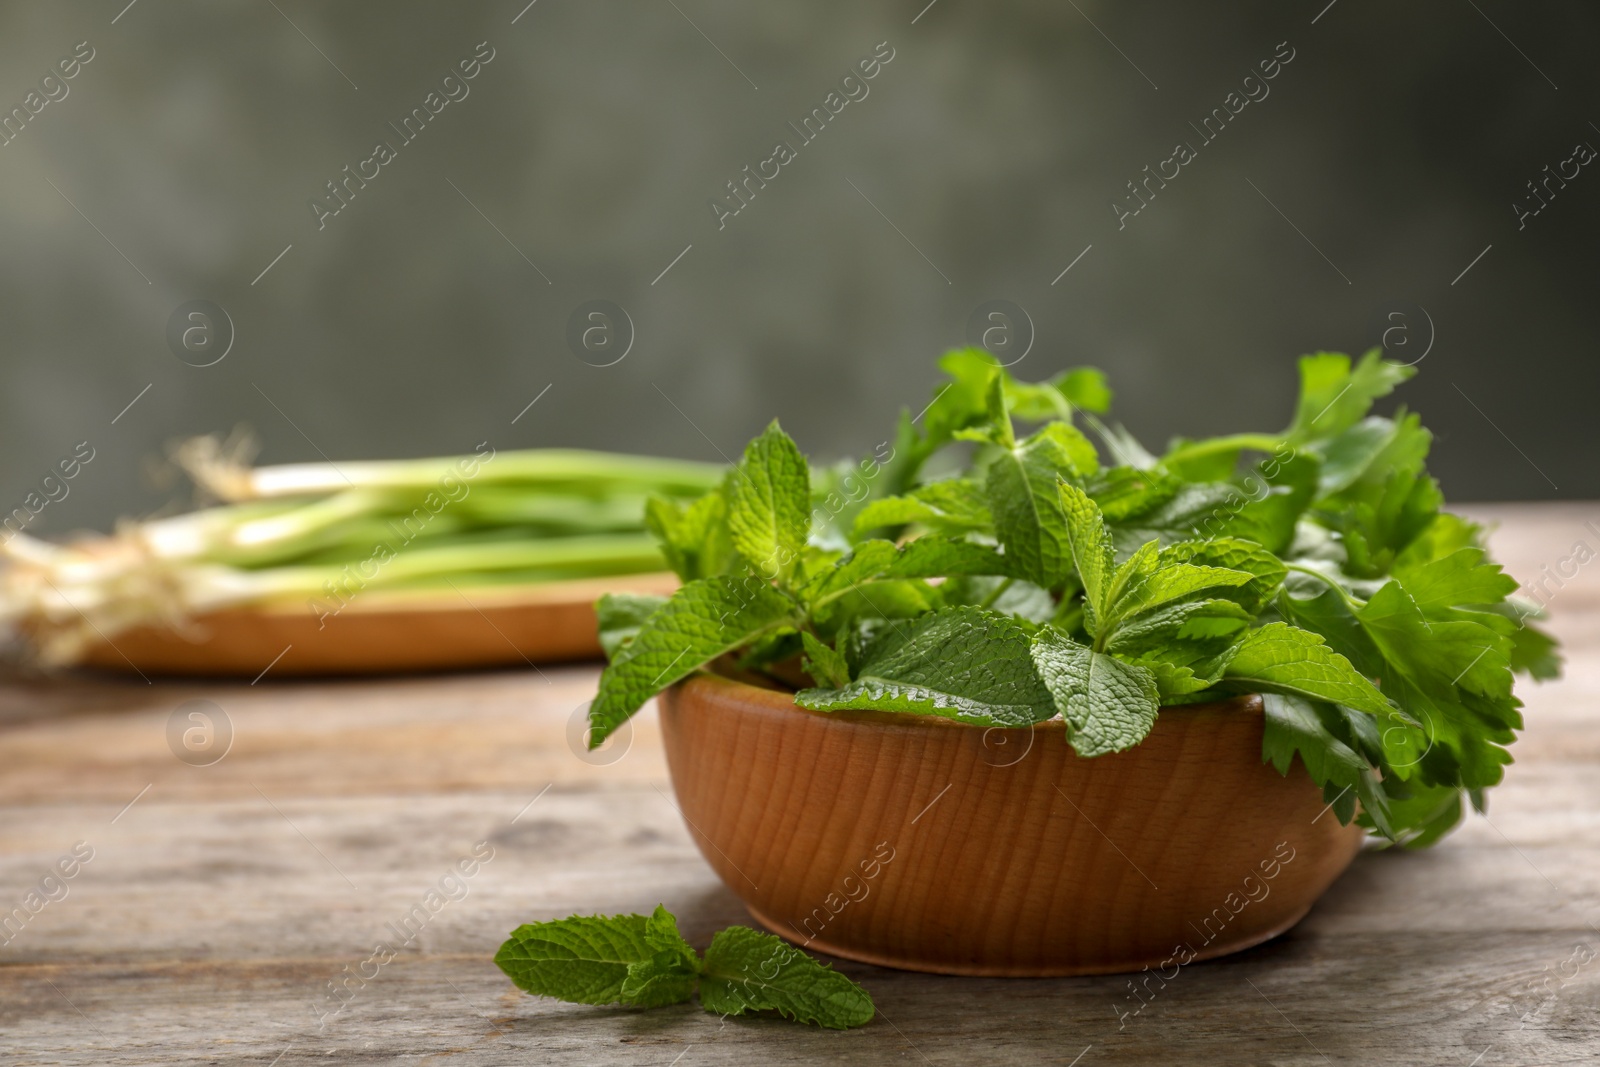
(3, 505, 1597, 1066)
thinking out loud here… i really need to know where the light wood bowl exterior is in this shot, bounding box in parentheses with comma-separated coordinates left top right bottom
(75, 572, 679, 677)
(658, 672, 1366, 976)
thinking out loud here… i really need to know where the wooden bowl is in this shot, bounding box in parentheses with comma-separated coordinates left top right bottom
(75, 572, 678, 677)
(658, 672, 1366, 977)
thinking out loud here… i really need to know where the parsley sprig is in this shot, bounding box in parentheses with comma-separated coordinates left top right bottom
(589, 349, 1559, 847)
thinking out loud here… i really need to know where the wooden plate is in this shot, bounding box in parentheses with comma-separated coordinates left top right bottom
(76, 572, 678, 677)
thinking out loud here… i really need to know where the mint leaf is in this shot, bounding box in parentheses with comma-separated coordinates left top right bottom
(796, 606, 1055, 726)
(727, 421, 810, 582)
(1103, 598, 1251, 657)
(1158, 538, 1287, 614)
(986, 425, 1098, 590)
(1055, 367, 1113, 414)
(1031, 629, 1160, 756)
(646, 490, 733, 581)
(699, 925, 874, 1029)
(800, 631, 851, 687)
(852, 478, 992, 537)
(589, 577, 801, 745)
(595, 593, 668, 661)
(620, 905, 700, 1007)
(1058, 480, 1116, 622)
(803, 536, 1012, 609)
(1222, 622, 1393, 717)
(1107, 482, 1243, 555)
(1105, 557, 1255, 628)
(495, 913, 668, 1006)
(1086, 466, 1181, 522)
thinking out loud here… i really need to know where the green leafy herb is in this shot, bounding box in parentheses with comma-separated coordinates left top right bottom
(495, 906, 874, 1029)
(590, 347, 1559, 846)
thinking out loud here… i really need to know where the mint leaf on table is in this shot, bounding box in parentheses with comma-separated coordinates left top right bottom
(588, 577, 801, 745)
(796, 606, 1056, 726)
(727, 420, 810, 582)
(1221, 622, 1394, 717)
(495, 908, 875, 1028)
(595, 593, 669, 661)
(1031, 629, 1160, 756)
(619, 906, 701, 1007)
(495, 913, 668, 1006)
(699, 925, 874, 1030)
(986, 424, 1099, 590)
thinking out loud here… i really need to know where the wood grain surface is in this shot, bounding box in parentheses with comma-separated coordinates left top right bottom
(1, 504, 1597, 1065)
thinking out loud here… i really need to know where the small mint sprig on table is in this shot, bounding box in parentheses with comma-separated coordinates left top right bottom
(493, 906, 875, 1029)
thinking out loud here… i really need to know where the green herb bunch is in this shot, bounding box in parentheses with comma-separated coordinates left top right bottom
(589, 349, 1559, 846)
(495, 906, 874, 1029)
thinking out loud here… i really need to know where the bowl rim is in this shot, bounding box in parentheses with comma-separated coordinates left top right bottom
(670, 668, 1265, 737)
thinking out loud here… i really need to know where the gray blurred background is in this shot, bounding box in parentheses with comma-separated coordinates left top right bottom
(3, 0, 1596, 540)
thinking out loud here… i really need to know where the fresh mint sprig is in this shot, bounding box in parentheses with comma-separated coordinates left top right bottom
(494, 906, 874, 1029)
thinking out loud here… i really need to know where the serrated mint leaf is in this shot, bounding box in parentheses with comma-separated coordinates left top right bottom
(1106, 482, 1243, 556)
(1222, 623, 1393, 717)
(1031, 629, 1160, 756)
(495, 913, 665, 1006)
(1058, 480, 1115, 621)
(796, 606, 1055, 726)
(646, 490, 733, 582)
(1103, 598, 1252, 657)
(698, 925, 874, 1029)
(589, 577, 801, 745)
(800, 631, 851, 687)
(1105, 557, 1254, 629)
(852, 478, 992, 537)
(1159, 538, 1287, 614)
(1086, 466, 1181, 522)
(986, 426, 1099, 590)
(596, 593, 669, 661)
(803, 536, 1013, 610)
(619, 905, 700, 1008)
(727, 421, 810, 582)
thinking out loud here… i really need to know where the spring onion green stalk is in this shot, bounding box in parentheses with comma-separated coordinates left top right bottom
(1, 438, 725, 667)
